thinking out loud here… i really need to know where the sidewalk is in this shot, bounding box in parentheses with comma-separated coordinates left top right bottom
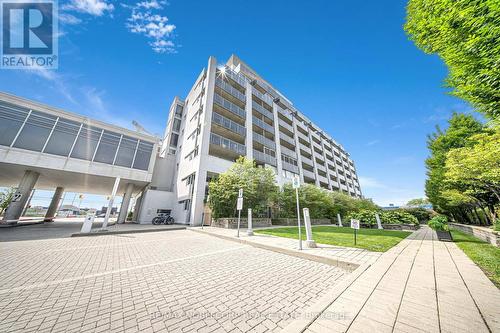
(283, 226, 500, 333)
(191, 226, 382, 271)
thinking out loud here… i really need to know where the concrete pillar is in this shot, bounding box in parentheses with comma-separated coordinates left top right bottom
(44, 187, 64, 222)
(102, 177, 120, 229)
(117, 183, 134, 224)
(2, 170, 39, 224)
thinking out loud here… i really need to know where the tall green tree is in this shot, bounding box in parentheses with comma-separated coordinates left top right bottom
(208, 157, 277, 218)
(425, 113, 485, 219)
(405, 0, 500, 119)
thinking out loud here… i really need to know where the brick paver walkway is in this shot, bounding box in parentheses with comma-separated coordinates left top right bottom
(192, 227, 382, 269)
(0, 230, 348, 332)
(284, 226, 500, 333)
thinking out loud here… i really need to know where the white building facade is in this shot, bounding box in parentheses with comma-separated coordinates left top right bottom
(161, 55, 362, 226)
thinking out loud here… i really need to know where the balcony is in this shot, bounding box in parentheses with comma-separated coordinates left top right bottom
(299, 142, 312, 154)
(282, 160, 299, 173)
(253, 131, 276, 149)
(253, 149, 276, 166)
(224, 67, 247, 88)
(318, 174, 328, 184)
(252, 116, 274, 134)
(215, 78, 246, 103)
(278, 118, 294, 133)
(212, 112, 246, 137)
(301, 155, 313, 167)
(316, 163, 326, 173)
(279, 132, 295, 146)
(302, 168, 315, 180)
(213, 93, 245, 119)
(298, 131, 309, 143)
(210, 133, 246, 156)
(252, 88, 273, 106)
(280, 145, 297, 159)
(252, 101, 274, 120)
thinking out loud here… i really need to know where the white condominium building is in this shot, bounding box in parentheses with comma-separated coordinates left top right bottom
(162, 55, 362, 225)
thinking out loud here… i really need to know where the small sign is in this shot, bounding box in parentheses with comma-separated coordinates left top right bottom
(237, 197, 243, 210)
(238, 188, 243, 198)
(350, 219, 360, 230)
(292, 175, 301, 189)
(11, 192, 22, 202)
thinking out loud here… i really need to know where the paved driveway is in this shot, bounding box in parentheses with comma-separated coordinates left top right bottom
(0, 230, 347, 332)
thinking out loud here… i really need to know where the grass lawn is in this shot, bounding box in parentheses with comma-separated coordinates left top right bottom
(451, 230, 500, 288)
(256, 226, 411, 252)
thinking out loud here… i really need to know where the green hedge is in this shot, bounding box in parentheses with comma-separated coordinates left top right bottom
(347, 209, 419, 226)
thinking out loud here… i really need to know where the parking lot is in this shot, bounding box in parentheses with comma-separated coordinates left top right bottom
(0, 229, 348, 332)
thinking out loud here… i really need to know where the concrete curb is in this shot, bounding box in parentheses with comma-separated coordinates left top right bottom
(71, 226, 186, 237)
(190, 228, 359, 272)
(0, 221, 44, 228)
(282, 262, 372, 333)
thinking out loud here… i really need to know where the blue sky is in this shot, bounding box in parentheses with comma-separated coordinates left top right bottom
(0, 0, 471, 208)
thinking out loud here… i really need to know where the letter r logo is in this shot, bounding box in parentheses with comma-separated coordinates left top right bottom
(2, 1, 53, 55)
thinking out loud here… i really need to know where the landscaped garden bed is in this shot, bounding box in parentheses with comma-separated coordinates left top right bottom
(256, 226, 411, 252)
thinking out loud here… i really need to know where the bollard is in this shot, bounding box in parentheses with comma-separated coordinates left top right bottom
(81, 213, 95, 233)
(337, 213, 343, 227)
(375, 213, 383, 229)
(247, 208, 253, 236)
(303, 208, 317, 248)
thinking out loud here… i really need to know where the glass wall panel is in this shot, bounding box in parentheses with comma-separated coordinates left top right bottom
(70, 125, 102, 160)
(114, 136, 137, 168)
(133, 141, 154, 170)
(0, 101, 29, 147)
(13, 111, 57, 152)
(44, 118, 81, 156)
(94, 130, 121, 164)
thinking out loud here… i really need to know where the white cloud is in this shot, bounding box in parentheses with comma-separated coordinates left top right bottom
(59, 13, 82, 25)
(366, 139, 380, 146)
(358, 176, 386, 189)
(64, 0, 114, 16)
(126, 1, 176, 53)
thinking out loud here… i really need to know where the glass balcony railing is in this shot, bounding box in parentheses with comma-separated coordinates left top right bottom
(212, 112, 246, 137)
(302, 169, 316, 180)
(210, 133, 246, 155)
(252, 88, 273, 106)
(279, 132, 295, 146)
(213, 93, 246, 119)
(253, 131, 276, 149)
(282, 160, 299, 173)
(278, 118, 294, 133)
(224, 67, 248, 87)
(252, 101, 274, 120)
(252, 115, 275, 134)
(280, 145, 297, 158)
(253, 149, 277, 166)
(215, 78, 246, 102)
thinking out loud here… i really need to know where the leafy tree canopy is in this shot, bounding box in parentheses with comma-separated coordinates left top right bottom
(405, 0, 500, 119)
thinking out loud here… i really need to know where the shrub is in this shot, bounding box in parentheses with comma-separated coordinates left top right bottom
(428, 215, 449, 231)
(347, 210, 378, 226)
(380, 210, 419, 225)
(494, 218, 500, 232)
(401, 208, 432, 223)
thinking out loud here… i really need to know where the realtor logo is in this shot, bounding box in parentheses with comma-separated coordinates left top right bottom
(1, 0, 58, 69)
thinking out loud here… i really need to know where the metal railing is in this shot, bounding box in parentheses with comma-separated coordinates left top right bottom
(210, 133, 246, 155)
(215, 78, 246, 102)
(252, 101, 274, 120)
(253, 149, 277, 166)
(252, 88, 273, 106)
(253, 131, 276, 149)
(212, 112, 246, 137)
(213, 93, 246, 119)
(252, 115, 275, 133)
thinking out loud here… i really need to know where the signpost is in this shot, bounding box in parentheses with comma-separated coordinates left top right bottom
(351, 219, 360, 245)
(236, 188, 243, 237)
(292, 175, 302, 250)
